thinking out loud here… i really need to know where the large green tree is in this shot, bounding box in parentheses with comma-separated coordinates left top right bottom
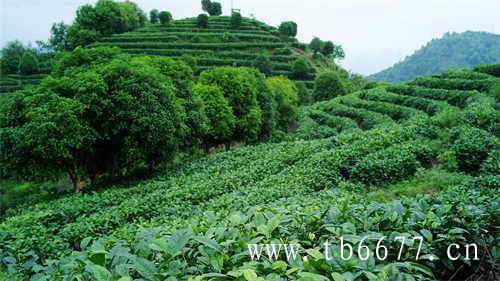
(193, 84, 235, 147)
(0, 41, 25, 74)
(278, 21, 297, 37)
(149, 9, 159, 24)
(199, 67, 262, 141)
(158, 11, 172, 26)
(0, 47, 188, 192)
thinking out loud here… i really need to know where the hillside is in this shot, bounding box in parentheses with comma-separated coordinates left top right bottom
(368, 31, 500, 82)
(92, 16, 326, 89)
(2, 65, 499, 280)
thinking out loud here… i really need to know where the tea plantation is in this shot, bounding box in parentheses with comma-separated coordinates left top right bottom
(92, 16, 316, 87)
(1, 65, 499, 280)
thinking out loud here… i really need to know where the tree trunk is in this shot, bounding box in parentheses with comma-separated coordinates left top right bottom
(68, 164, 81, 193)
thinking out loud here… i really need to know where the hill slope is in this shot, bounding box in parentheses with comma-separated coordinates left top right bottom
(92, 16, 324, 88)
(368, 31, 500, 82)
(2, 65, 499, 280)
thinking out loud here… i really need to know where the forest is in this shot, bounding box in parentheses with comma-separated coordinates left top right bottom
(369, 31, 500, 82)
(0, 0, 499, 280)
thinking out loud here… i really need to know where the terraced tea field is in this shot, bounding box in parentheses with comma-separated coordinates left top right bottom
(1, 66, 498, 280)
(92, 16, 316, 88)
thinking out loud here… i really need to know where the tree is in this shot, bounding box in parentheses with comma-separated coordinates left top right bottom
(310, 37, 323, 54)
(332, 44, 345, 60)
(49, 22, 69, 51)
(292, 57, 311, 79)
(208, 2, 222, 16)
(0, 41, 25, 74)
(67, 24, 98, 49)
(313, 72, 347, 101)
(321, 41, 334, 56)
(66, 0, 144, 49)
(19, 52, 39, 75)
(1, 48, 188, 192)
(193, 84, 235, 146)
(197, 14, 209, 28)
(201, 0, 211, 12)
(278, 21, 297, 37)
(158, 11, 172, 26)
(199, 67, 262, 141)
(265, 77, 298, 131)
(252, 55, 272, 76)
(230, 12, 242, 29)
(201, 0, 222, 16)
(150, 9, 159, 24)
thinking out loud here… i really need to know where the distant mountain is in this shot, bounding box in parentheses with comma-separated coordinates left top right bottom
(368, 31, 500, 82)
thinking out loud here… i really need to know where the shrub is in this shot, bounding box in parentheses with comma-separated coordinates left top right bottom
(451, 126, 499, 175)
(251, 55, 272, 76)
(314, 72, 347, 101)
(291, 57, 311, 79)
(266, 77, 299, 131)
(230, 12, 242, 29)
(158, 11, 172, 26)
(197, 14, 209, 28)
(18, 52, 39, 75)
(309, 37, 323, 54)
(474, 64, 500, 78)
(295, 81, 313, 105)
(278, 21, 297, 37)
(351, 143, 420, 185)
(461, 99, 500, 136)
(149, 9, 159, 24)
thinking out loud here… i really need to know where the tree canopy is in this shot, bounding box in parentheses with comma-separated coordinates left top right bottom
(314, 72, 347, 101)
(278, 21, 298, 37)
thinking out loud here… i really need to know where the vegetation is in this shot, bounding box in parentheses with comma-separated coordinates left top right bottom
(201, 0, 222, 16)
(314, 72, 348, 101)
(369, 31, 500, 82)
(278, 21, 298, 37)
(158, 11, 172, 26)
(1, 1, 498, 280)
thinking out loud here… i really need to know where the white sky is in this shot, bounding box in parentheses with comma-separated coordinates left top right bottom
(1, 0, 499, 75)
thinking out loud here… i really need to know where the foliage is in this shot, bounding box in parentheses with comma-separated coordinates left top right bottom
(149, 9, 159, 24)
(201, 0, 222, 16)
(0, 41, 26, 74)
(158, 11, 172, 26)
(450, 126, 499, 175)
(1, 48, 188, 192)
(265, 76, 299, 131)
(251, 55, 272, 75)
(295, 81, 313, 105)
(278, 21, 297, 37)
(309, 37, 322, 54)
(193, 83, 235, 146)
(18, 52, 39, 75)
(196, 14, 209, 28)
(369, 31, 500, 82)
(65, 0, 146, 49)
(49, 22, 69, 51)
(314, 72, 347, 101)
(230, 12, 242, 29)
(199, 67, 262, 141)
(291, 57, 311, 79)
(474, 63, 500, 78)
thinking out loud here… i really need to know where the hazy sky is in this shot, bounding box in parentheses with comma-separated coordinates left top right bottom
(1, 0, 499, 75)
